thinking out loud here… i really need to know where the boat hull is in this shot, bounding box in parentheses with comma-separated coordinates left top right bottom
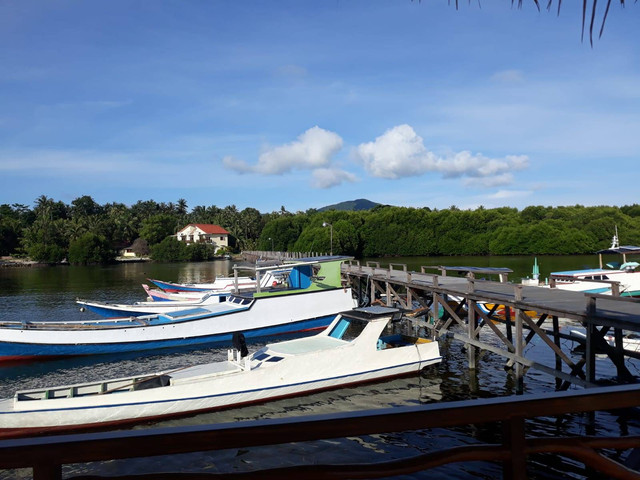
(0, 288, 355, 360)
(149, 277, 256, 293)
(0, 328, 440, 436)
(78, 293, 228, 318)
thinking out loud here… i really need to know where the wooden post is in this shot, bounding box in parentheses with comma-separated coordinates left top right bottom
(553, 315, 561, 390)
(33, 463, 62, 480)
(502, 417, 527, 479)
(585, 322, 596, 384)
(468, 297, 477, 370)
(467, 272, 475, 293)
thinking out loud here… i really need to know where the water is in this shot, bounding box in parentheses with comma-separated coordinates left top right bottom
(1, 256, 639, 478)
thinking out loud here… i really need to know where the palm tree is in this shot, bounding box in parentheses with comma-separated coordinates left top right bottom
(522, 1, 630, 45)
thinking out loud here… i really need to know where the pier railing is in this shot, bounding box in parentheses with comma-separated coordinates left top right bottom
(1, 384, 640, 479)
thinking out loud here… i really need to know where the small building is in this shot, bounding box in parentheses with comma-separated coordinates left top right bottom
(176, 224, 230, 249)
(120, 247, 137, 258)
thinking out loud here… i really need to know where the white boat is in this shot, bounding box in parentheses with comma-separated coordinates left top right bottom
(569, 329, 640, 354)
(0, 306, 441, 438)
(550, 231, 640, 296)
(77, 268, 290, 317)
(76, 290, 228, 317)
(147, 275, 258, 293)
(0, 257, 356, 361)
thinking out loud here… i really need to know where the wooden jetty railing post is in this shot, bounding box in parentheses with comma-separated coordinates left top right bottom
(553, 315, 562, 390)
(467, 273, 477, 369)
(514, 285, 524, 394)
(503, 416, 527, 479)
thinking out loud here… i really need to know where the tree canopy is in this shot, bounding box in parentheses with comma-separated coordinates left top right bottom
(2, 196, 640, 263)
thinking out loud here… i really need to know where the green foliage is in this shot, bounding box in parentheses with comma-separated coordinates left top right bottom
(150, 237, 190, 262)
(188, 243, 218, 261)
(5, 196, 640, 262)
(27, 243, 67, 264)
(139, 214, 179, 245)
(68, 233, 115, 265)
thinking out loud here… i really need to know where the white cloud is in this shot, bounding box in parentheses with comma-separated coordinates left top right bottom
(356, 124, 529, 186)
(464, 173, 514, 188)
(0, 150, 142, 174)
(311, 168, 358, 189)
(491, 69, 525, 84)
(488, 189, 533, 200)
(224, 126, 343, 175)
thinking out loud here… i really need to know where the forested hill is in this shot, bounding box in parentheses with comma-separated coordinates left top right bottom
(317, 199, 381, 212)
(2, 196, 640, 263)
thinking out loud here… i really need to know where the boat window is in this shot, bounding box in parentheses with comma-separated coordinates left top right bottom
(602, 275, 609, 280)
(253, 352, 269, 361)
(266, 356, 283, 362)
(327, 316, 367, 341)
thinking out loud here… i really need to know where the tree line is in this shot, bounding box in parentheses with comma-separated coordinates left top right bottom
(2, 195, 640, 264)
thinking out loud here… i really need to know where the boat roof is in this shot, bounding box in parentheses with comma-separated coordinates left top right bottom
(596, 245, 640, 255)
(551, 268, 613, 276)
(342, 305, 400, 321)
(250, 256, 353, 272)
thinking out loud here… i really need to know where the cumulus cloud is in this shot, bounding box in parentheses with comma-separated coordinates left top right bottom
(311, 168, 358, 189)
(355, 124, 528, 186)
(224, 126, 343, 175)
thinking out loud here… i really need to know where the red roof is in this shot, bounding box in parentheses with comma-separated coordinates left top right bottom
(183, 224, 230, 235)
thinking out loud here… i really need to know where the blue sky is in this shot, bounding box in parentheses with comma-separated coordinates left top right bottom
(1, 1, 639, 213)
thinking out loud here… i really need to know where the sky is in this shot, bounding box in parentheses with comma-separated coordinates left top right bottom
(1, 1, 639, 214)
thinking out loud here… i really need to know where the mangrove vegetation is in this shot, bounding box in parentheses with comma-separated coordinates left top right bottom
(2, 195, 640, 264)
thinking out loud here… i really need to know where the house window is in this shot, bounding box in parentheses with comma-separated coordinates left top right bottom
(220, 236, 224, 241)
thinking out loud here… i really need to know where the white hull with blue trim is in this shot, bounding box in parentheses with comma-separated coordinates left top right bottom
(0, 257, 355, 361)
(0, 307, 441, 438)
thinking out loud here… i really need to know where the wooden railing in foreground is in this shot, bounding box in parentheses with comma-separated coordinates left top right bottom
(2, 384, 640, 479)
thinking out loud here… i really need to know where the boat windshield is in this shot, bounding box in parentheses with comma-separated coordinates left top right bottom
(327, 316, 368, 341)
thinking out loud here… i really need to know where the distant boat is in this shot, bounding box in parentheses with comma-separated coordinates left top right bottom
(76, 290, 229, 317)
(0, 257, 356, 362)
(550, 230, 640, 297)
(0, 306, 441, 439)
(147, 275, 259, 293)
(141, 284, 211, 302)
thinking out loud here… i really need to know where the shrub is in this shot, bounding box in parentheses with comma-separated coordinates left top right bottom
(68, 232, 115, 265)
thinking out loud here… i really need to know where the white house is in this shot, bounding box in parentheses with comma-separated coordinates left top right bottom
(176, 224, 230, 249)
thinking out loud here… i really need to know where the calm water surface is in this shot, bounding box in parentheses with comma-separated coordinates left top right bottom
(1, 256, 639, 479)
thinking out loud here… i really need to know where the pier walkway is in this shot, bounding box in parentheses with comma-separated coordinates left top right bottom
(342, 260, 640, 390)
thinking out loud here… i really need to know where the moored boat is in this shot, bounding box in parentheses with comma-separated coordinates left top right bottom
(76, 290, 229, 317)
(0, 257, 356, 362)
(549, 232, 640, 297)
(148, 275, 257, 293)
(0, 306, 441, 439)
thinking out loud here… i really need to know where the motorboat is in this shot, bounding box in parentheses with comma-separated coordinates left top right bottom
(0, 306, 441, 438)
(549, 231, 640, 297)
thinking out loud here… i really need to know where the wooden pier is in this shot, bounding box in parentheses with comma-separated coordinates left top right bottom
(341, 260, 640, 391)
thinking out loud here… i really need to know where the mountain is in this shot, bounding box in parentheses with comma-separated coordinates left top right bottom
(317, 199, 381, 212)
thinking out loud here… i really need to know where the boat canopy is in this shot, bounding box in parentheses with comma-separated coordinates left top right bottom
(596, 245, 640, 268)
(596, 246, 640, 255)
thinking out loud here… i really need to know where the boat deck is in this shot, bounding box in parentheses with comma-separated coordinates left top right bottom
(170, 362, 243, 385)
(267, 336, 347, 355)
